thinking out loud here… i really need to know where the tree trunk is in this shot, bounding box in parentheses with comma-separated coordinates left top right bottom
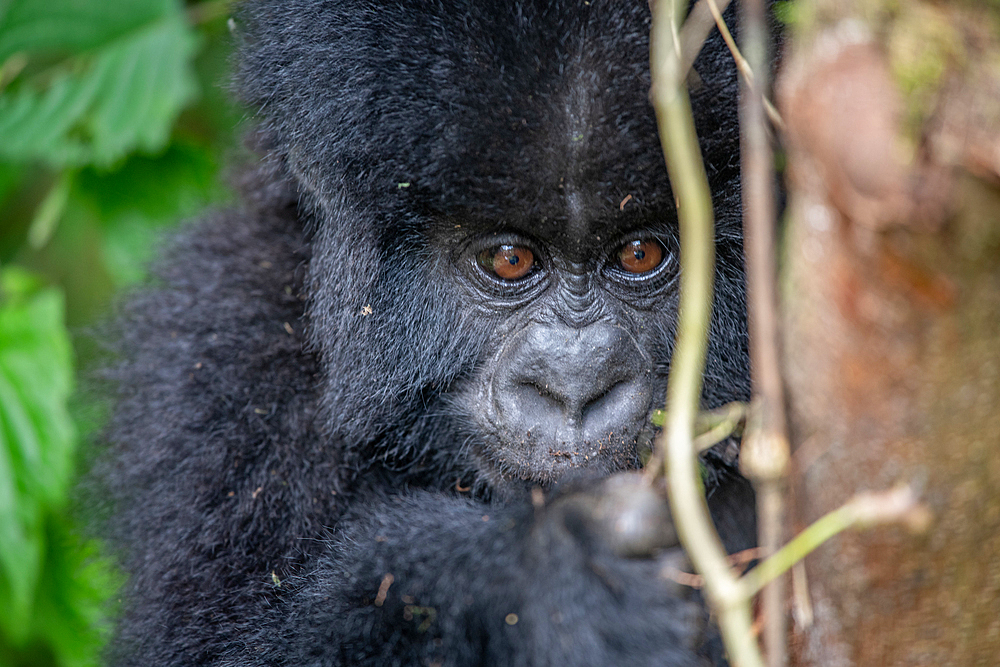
(778, 0, 1000, 664)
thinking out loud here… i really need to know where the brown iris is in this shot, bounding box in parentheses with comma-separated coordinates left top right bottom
(618, 239, 663, 274)
(478, 245, 535, 280)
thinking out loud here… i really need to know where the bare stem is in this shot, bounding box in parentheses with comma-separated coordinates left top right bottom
(692, 401, 748, 452)
(703, 0, 785, 130)
(650, 1, 764, 665)
(679, 0, 734, 77)
(743, 486, 932, 597)
(738, 0, 788, 663)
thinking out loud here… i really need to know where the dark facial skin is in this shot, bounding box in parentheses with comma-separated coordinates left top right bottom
(430, 212, 682, 493)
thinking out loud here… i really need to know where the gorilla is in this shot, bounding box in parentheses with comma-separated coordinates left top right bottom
(97, 1, 755, 665)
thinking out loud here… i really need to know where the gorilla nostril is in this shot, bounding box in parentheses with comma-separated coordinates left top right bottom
(581, 378, 645, 431)
(515, 381, 563, 409)
(512, 381, 578, 429)
(582, 379, 624, 416)
(512, 373, 644, 431)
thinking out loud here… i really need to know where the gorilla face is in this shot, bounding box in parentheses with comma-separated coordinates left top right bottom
(431, 213, 681, 491)
(242, 0, 748, 498)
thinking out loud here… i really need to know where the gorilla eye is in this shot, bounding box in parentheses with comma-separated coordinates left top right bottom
(477, 245, 536, 281)
(618, 239, 664, 274)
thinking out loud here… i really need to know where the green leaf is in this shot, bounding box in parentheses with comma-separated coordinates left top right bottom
(0, 159, 20, 205)
(0, 1, 199, 168)
(80, 141, 222, 221)
(0, 266, 75, 640)
(76, 141, 228, 286)
(0, 0, 177, 62)
(19, 520, 119, 667)
(85, 15, 200, 165)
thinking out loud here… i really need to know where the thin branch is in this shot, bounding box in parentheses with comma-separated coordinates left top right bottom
(650, 0, 764, 664)
(737, 0, 788, 662)
(693, 401, 748, 452)
(742, 486, 932, 597)
(704, 0, 785, 131)
(707, 0, 752, 81)
(646, 402, 747, 478)
(791, 561, 813, 628)
(679, 0, 734, 77)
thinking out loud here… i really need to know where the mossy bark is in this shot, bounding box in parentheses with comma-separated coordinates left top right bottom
(778, 0, 1000, 663)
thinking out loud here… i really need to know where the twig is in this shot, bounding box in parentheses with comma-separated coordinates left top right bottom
(753, 457, 788, 667)
(645, 402, 746, 477)
(679, 0, 734, 78)
(693, 401, 748, 452)
(662, 565, 705, 588)
(791, 561, 813, 628)
(650, 0, 765, 665)
(660, 547, 763, 590)
(742, 486, 931, 597)
(729, 546, 765, 569)
(704, 0, 785, 131)
(737, 0, 788, 662)
(707, 0, 752, 81)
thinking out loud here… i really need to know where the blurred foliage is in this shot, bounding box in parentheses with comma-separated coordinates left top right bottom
(0, 0, 240, 665)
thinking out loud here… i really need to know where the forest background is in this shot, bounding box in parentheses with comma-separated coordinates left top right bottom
(0, 2, 237, 665)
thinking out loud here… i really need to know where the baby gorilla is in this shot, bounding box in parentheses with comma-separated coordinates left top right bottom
(97, 1, 755, 665)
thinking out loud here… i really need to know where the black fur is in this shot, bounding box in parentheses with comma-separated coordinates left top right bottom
(97, 1, 755, 665)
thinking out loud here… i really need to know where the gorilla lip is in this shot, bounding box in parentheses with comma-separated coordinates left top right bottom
(470, 432, 642, 491)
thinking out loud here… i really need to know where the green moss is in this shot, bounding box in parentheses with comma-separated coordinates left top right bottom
(888, 3, 964, 136)
(772, 1, 800, 26)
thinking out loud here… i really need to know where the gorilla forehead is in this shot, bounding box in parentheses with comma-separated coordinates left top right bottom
(239, 0, 675, 229)
(409, 2, 669, 219)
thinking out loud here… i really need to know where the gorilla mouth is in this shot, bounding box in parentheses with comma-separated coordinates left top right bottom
(470, 426, 649, 493)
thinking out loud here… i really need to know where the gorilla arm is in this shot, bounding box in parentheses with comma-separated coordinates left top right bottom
(262, 482, 711, 667)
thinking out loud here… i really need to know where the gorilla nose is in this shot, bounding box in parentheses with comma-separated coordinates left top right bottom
(493, 322, 653, 447)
